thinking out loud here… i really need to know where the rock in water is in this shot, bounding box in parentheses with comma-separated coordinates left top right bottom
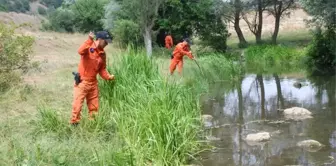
(297, 139, 325, 152)
(283, 107, 313, 120)
(284, 107, 312, 115)
(201, 114, 213, 121)
(245, 132, 271, 146)
(206, 135, 221, 141)
(201, 114, 213, 128)
(293, 82, 302, 89)
(246, 132, 271, 142)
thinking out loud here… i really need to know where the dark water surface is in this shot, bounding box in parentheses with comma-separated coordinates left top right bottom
(198, 74, 335, 166)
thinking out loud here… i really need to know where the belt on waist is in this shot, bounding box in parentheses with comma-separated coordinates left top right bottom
(81, 77, 97, 82)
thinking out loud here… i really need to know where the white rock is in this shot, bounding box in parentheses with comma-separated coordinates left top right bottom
(284, 107, 312, 115)
(201, 114, 213, 121)
(201, 114, 214, 128)
(283, 107, 313, 120)
(206, 135, 221, 141)
(246, 132, 271, 142)
(297, 139, 324, 152)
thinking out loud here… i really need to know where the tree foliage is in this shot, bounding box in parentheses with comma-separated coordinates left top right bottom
(0, 0, 31, 13)
(42, 0, 107, 33)
(42, 8, 76, 32)
(155, 0, 229, 51)
(0, 23, 35, 91)
(266, 0, 297, 44)
(38, 6, 47, 15)
(304, 27, 336, 75)
(41, 0, 63, 8)
(106, 0, 164, 56)
(300, 0, 336, 75)
(192, 0, 229, 51)
(70, 0, 108, 33)
(299, 0, 336, 29)
(112, 19, 143, 48)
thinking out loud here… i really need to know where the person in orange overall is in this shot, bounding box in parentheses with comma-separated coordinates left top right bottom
(169, 38, 195, 75)
(165, 32, 174, 49)
(70, 30, 115, 125)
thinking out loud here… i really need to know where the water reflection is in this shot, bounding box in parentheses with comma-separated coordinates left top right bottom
(199, 74, 336, 166)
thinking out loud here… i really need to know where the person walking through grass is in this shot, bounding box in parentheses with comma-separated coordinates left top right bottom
(70, 31, 115, 126)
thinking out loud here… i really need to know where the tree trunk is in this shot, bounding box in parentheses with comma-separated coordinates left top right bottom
(237, 77, 244, 166)
(238, 77, 244, 123)
(234, 18, 248, 47)
(257, 74, 265, 119)
(143, 26, 152, 57)
(256, 0, 263, 44)
(272, 15, 281, 44)
(274, 74, 284, 109)
(234, 0, 247, 47)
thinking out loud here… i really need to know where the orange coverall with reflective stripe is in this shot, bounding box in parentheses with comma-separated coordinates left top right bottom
(169, 41, 194, 75)
(70, 37, 113, 124)
(165, 35, 173, 49)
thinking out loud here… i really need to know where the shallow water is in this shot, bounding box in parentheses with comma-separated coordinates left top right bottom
(198, 74, 336, 166)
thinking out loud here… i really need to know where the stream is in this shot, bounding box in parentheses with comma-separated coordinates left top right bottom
(198, 73, 335, 166)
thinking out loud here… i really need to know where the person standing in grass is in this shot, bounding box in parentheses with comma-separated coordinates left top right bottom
(70, 31, 115, 126)
(169, 38, 195, 75)
(165, 32, 174, 49)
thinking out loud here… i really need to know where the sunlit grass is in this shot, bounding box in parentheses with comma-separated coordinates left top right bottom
(244, 44, 306, 74)
(0, 36, 312, 165)
(15, 47, 241, 165)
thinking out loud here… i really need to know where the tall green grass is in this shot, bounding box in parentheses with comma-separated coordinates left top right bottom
(244, 44, 305, 74)
(99, 51, 203, 165)
(23, 48, 241, 165)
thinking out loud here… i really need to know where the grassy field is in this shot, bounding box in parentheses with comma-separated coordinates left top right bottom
(0, 43, 243, 165)
(0, 9, 315, 165)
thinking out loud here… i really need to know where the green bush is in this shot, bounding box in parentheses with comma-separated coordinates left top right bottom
(42, 8, 76, 32)
(112, 19, 143, 48)
(304, 28, 336, 75)
(0, 23, 35, 92)
(196, 17, 229, 52)
(38, 6, 47, 15)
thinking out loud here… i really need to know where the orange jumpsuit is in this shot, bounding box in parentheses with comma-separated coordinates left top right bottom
(169, 41, 194, 75)
(70, 37, 114, 124)
(165, 35, 173, 49)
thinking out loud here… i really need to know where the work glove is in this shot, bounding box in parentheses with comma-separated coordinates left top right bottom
(109, 75, 115, 81)
(89, 31, 95, 40)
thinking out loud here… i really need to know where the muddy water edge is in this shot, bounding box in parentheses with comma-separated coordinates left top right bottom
(195, 72, 336, 166)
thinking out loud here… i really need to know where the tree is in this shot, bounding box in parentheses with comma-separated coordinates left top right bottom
(114, 0, 165, 57)
(299, 0, 336, 29)
(155, 0, 194, 45)
(155, 0, 230, 52)
(242, 0, 271, 44)
(228, 0, 248, 47)
(266, 0, 297, 44)
(299, 0, 336, 75)
(42, 8, 76, 32)
(70, 0, 108, 33)
(193, 0, 230, 52)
